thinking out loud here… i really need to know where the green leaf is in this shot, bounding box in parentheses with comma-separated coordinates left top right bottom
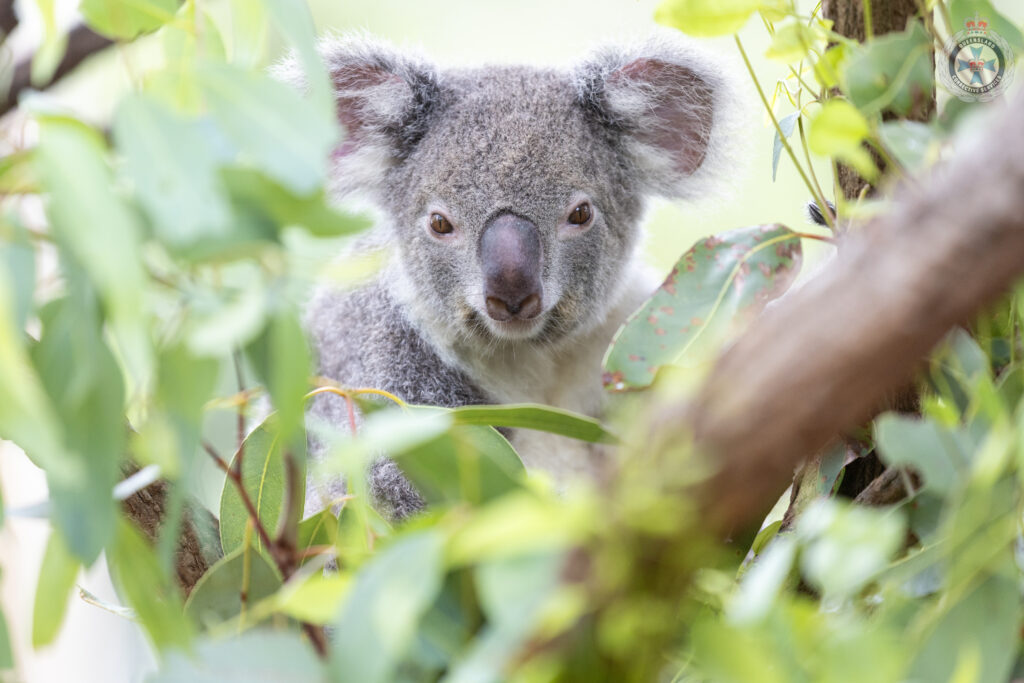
(275, 572, 350, 625)
(245, 308, 311, 448)
(31, 292, 125, 562)
(113, 95, 234, 252)
(297, 510, 336, 565)
(31, 0, 65, 85)
(909, 559, 1021, 683)
(813, 44, 847, 90)
(807, 99, 876, 180)
(603, 224, 803, 390)
(35, 116, 151, 385)
(765, 21, 818, 63)
(450, 404, 617, 444)
(727, 535, 796, 624)
(0, 221, 36, 330)
(151, 631, 326, 682)
(195, 63, 339, 195)
(147, 6, 225, 112)
(840, 22, 934, 116)
(950, 0, 1024, 51)
(81, 0, 181, 39)
(183, 546, 282, 629)
(0, 150, 39, 194)
(771, 111, 799, 182)
(330, 531, 446, 683)
(225, 0, 267, 67)
(654, 0, 760, 37)
(878, 120, 937, 172)
(0, 601, 12, 670)
(221, 168, 372, 238)
(796, 499, 906, 602)
(31, 532, 81, 648)
(109, 520, 193, 651)
(219, 415, 302, 556)
(874, 413, 969, 495)
(397, 424, 525, 506)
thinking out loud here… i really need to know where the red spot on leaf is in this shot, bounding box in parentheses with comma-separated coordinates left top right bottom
(659, 306, 674, 315)
(691, 317, 703, 326)
(655, 328, 666, 335)
(647, 315, 658, 325)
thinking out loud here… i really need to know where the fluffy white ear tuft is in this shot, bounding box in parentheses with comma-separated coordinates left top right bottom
(575, 34, 747, 201)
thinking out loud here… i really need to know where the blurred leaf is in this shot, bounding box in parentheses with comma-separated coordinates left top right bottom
(813, 43, 847, 90)
(654, 0, 760, 37)
(797, 499, 905, 602)
(330, 531, 445, 683)
(0, 221, 35, 330)
(397, 424, 524, 506)
(603, 224, 802, 390)
(151, 343, 220, 479)
(807, 99, 876, 180)
(878, 120, 936, 172)
(35, 116, 151, 385)
(196, 63, 338, 195)
(840, 22, 933, 116)
(219, 415, 299, 556)
(448, 551, 567, 682)
(226, 0, 267, 67)
(30, 0, 65, 85)
(81, 0, 181, 39)
(0, 150, 39, 194)
(184, 264, 268, 356)
(449, 404, 617, 444)
(261, 0, 333, 113)
(151, 630, 326, 682)
(909, 559, 1022, 683)
(276, 572, 350, 625)
(109, 520, 193, 651)
(950, 0, 1024, 51)
(771, 111, 798, 182)
(31, 292, 124, 562)
(31, 532, 80, 647)
(727, 535, 796, 625)
(148, 7, 225, 113)
(113, 95, 233, 252)
(245, 307, 311, 448)
(297, 510, 335, 565)
(221, 168, 371, 238)
(184, 546, 282, 629)
(0, 601, 11, 670)
(765, 21, 818, 62)
(874, 414, 968, 495)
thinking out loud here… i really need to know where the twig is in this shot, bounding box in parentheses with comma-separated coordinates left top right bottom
(202, 440, 276, 560)
(232, 350, 247, 478)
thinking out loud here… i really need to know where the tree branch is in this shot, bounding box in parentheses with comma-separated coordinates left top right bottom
(671, 86, 1024, 535)
(1, 23, 113, 118)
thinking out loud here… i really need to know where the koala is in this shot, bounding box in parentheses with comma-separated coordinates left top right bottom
(283, 34, 743, 520)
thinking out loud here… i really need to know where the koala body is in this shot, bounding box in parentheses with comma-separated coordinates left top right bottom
(289, 35, 741, 519)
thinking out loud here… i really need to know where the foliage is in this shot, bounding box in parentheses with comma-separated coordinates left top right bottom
(0, 0, 1023, 680)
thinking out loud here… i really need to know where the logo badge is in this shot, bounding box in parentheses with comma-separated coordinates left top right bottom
(940, 13, 1015, 102)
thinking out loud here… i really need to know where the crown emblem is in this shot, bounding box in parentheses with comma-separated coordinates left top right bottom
(965, 13, 989, 36)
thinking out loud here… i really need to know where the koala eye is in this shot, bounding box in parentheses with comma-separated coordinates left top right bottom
(429, 213, 454, 235)
(567, 202, 592, 226)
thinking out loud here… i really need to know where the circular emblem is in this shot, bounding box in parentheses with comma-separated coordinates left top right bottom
(940, 14, 1015, 102)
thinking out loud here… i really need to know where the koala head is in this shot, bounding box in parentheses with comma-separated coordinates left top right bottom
(286, 35, 740, 350)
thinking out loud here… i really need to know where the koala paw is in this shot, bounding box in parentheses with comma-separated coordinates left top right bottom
(368, 458, 426, 522)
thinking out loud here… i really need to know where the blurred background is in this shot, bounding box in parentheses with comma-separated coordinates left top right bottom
(1, 0, 1021, 680)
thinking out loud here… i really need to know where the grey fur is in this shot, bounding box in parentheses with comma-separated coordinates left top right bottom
(286, 33, 744, 521)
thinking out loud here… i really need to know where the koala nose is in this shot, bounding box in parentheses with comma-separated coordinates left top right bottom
(479, 213, 543, 322)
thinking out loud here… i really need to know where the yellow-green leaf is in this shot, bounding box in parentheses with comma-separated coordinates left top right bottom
(655, 0, 761, 37)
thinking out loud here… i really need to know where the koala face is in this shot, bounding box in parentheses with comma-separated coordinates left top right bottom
(290, 35, 736, 349)
(386, 69, 644, 345)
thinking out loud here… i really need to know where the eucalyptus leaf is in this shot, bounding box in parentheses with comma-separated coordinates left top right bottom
(219, 415, 300, 556)
(603, 224, 802, 390)
(450, 403, 617, 444)
(654, 0, 760, 37)
(81, 0, 181, 39)
(31, 532, 80, 648)
(331, 531, 446, 683)
(771, 111, 799, 182)
(151, 630, 326, 682)
(184, 546, 282, 629)
(840, 22, 934, 116)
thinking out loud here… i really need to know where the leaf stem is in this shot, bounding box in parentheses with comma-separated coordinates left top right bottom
(797, 116, 836, 229)
(734, 35, 833, 231)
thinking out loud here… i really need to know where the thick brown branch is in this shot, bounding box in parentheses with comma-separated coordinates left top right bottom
(1, 24, 113, 118)
(674, 86, 1024, 535)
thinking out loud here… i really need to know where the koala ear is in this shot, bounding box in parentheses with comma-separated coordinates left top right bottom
(574, 36, 741, 200)
(274, 35, 443, 197)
